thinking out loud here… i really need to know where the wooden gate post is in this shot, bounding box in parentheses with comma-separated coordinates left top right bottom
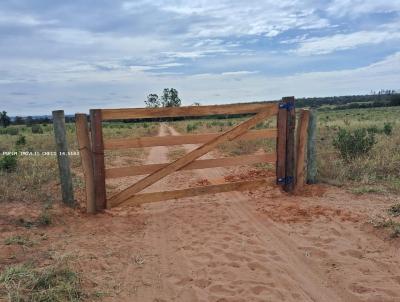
(295, 109, 310, 191)
(284, 97, 296, 192)
(75, 114, 96, 214)
(90, 109, 106, 210)
(52, 110, 75, 206)
(276, 100, 288, 185)
(307, 110, 317, 184)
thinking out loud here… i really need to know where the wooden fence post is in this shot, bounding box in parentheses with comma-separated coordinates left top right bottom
(283, 97, 296, 192)
(75, 114, 96, 214)
(276, 101, 288, 185)
(307, 110, 317, 184)
(52, 110, 75, 206)
(90, 109, 106, 210)
(295, 109, 310, 191)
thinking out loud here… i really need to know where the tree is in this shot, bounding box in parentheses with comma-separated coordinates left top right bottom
(0, 111, 11, 128)
(25, 116, 33, 126)
(14, 116, 24, 125)
(145, 94, 161, 108)
(161, 88, 181, 107)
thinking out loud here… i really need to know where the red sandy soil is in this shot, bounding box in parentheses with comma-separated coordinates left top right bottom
(1, 123, 400, 301)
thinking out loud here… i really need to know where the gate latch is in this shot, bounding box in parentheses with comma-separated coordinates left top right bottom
(279, 103, 294, 111)
(277, 176, 293, 185)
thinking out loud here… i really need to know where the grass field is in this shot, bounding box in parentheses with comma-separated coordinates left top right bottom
(170, 106, 400, 194)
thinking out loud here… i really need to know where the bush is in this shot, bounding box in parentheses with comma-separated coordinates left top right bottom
(333, 128, 376, 161)
(0, 154, 18, 172)
(383, 123, 393, 136)
(15, 135, 26, 146)
(366, 125, 380, 134)
(31, 124, 43, 134)
(186, 123, 198, 132)
(0, 127, 19, 135)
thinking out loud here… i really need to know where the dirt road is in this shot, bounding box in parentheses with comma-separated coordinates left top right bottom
(2, 123, 400, 301)
(104, 124, 400, 301)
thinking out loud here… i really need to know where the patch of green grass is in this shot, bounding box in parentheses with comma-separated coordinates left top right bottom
(388, 204, 400, 217)
(4, 235, 34, 247)
(37, 210, 52, 226)
(370, 218, 400, 238)
(0, 259, 83, 302)
(350, 186, 387, 195)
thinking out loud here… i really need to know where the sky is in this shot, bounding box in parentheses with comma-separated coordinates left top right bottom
(0, 0, 399, 116)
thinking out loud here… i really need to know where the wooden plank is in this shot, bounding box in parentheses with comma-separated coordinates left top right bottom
(75, 114, 96, 214)
(276, 101, 288, 184)
(105, 153, 277, 178)
(306, 110, 317, 184)
(283, 97, 296, 192)
(52, 110, 75, 206)
(108, 106, 278, 207)
(100, 102, 277, 120)
(104, 129, 277, 150)
(108, 179, 270, 208)
(90, 109, 107, 210)
(294, 109, 310, 191)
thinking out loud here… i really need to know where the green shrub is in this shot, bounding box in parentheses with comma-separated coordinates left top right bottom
(0, 154, 18, 172)
(0, 127, 19, 135)
(388, 204, 400, 217)
(186, 123, 198, 132)
(15, 135, 26, 146)
(31, 124, 43, 134)
(366, 125, 380, 134)
(333, 128, 376, 161)
(37, 210, 52, 226)
(383, 123, 393, 136)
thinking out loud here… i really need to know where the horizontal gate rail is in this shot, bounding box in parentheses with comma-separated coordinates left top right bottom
(107, 178, 272, 208)
(100, 102, 277, 120)
(105, 153, 277, 179)
(104, 129, 277, 150)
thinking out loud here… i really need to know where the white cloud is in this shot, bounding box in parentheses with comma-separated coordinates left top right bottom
(327, 0, 400, 17)
(295, 30, 400, 55)
(123, 0, 330, 38)
(0, 11, 57, 26)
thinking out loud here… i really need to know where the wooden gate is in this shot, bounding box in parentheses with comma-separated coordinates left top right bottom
(77, 97, 295, 212)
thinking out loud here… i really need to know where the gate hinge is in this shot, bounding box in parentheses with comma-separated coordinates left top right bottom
(277, 176, 293, 185)
(279, 103, 294, 111)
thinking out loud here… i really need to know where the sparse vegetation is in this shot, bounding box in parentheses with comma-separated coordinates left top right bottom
(0, 154, 18, 172)
(31, 124, 43, 134)
(388, 204, 400, 217)
(15, 135, 26, 146)
(0, 259, 83, 301)
(318, 106, 400, 193)
(167, 147, 186, 161)
(370, 217, 400, 238)
(4, 235, 34, 247)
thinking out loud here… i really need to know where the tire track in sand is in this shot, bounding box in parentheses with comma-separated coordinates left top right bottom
(165, 125, 350, 302)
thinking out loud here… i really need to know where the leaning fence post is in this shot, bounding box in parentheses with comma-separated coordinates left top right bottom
(295, 109, 310, 191)
(283, 96, 296, 193)
(307, 110, 317, 184)
(75, 114, 96, 214)
(90, 109, 106, 210)
(52, 110, 75, 206)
